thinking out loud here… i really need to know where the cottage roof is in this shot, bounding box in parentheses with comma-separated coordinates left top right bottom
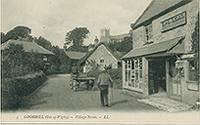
(122, 36, 185, 59)
(65, 51, 86, 60)
(1, 39, 54, 55)
(132, 0, 192, 29)
(79, 42, 121, 65)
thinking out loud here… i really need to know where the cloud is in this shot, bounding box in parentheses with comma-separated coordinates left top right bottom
(2, 0, 151, 47)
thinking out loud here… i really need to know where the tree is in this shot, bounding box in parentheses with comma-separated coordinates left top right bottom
(108, 36, 132, 53)
(2, 44, 45, 77)
(2, 44, 27, 77)
(47, 45, 71, 73)
(191, 13, 199, 81)
(3, 26, 32, 42)
(65, 27, 89, 47)
(1, 32, 6, 44)
(119, 36, 133, 52)
(34, 36, 53, 51)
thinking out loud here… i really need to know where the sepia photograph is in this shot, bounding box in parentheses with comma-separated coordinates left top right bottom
(1, 0, 200, 124)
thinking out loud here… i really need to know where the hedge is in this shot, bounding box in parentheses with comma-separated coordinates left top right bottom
(107, 68, 122, 89)
(1, 71, 47, 110)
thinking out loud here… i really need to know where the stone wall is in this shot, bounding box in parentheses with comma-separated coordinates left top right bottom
(132, 26, 146, 49)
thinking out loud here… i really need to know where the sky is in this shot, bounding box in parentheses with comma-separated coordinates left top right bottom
(1, 0, 152, 48)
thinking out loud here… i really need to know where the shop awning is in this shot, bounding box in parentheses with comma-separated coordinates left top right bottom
(122, 36, 185, 59)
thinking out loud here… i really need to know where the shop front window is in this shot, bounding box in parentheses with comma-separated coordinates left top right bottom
(124, 58, 143, 90)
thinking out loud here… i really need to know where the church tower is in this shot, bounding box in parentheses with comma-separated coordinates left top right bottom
(100, 28, 111, 43)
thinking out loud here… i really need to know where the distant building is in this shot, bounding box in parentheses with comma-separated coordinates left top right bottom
(66, 45, 88, 52)
(79, 42, 123, 73)
(100, 28, 130, 43)
(1, 39, 54, 73)
(122, 0, 199, 105)
(65, 51, 87, 62)
(65, 51, 87, 72)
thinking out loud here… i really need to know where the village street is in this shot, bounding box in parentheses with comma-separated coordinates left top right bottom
(21, 74, 159, 112)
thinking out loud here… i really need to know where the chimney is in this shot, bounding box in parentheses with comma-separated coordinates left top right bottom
(94, 36, 99, 44)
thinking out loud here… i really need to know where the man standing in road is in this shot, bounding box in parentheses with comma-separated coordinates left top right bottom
(97, 66, 113, 107)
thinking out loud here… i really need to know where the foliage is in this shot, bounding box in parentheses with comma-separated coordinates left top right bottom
(13, 72, 47, 96)
(2, 72, 47, 110)
(46, 46, 71, 74)
(2, 26, 32, 43)
(107, 68, 122, 89)
(65, 27, 90, 47)
(86, 59, 122, 89)
(1, 32, 6, 44)
(191, 13, 199, 80)
(2, 25, 78, 75)
(87, 60, 101, 78)
(34, 36, 53, 51)
(107, 68, 122, 80)
(2, 44, 45, 78)
(191, 14, 199, 53)
(108, 36, 132, 53)
(2, 44, 27, 77)
(33, 36, 72, 74)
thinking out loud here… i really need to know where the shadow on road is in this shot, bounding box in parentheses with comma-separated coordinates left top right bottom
(111, 99, 128, 106)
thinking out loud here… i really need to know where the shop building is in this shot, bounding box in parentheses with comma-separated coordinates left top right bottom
(122, 0, 199, 105)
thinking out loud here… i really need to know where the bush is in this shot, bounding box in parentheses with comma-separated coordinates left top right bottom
(1, 71, 47, 110)
(107, 68, 122, 89)
(107, 68, 122, 80)
(2, 44, 46, 78)
(59, 64, 71, 73)
(1, 78, 20, 110)
(14, 71, 47, 96)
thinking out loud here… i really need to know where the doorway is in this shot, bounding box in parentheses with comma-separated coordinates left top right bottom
(148, 59, 166, 95)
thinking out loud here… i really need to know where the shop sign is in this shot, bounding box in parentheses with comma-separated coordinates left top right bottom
(161, 11, 186, 32)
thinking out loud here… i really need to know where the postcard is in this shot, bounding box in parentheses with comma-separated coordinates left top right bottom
(1, 0, 200, 124)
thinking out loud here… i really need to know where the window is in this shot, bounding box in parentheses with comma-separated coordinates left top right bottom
(124, 58, 143, 90)
(100, 58, 104, 63)
(188, 60, 198, 81)
(145, 23, 153, 42)
(139, 58, 142, 79)
(132, 61, 134, 70)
